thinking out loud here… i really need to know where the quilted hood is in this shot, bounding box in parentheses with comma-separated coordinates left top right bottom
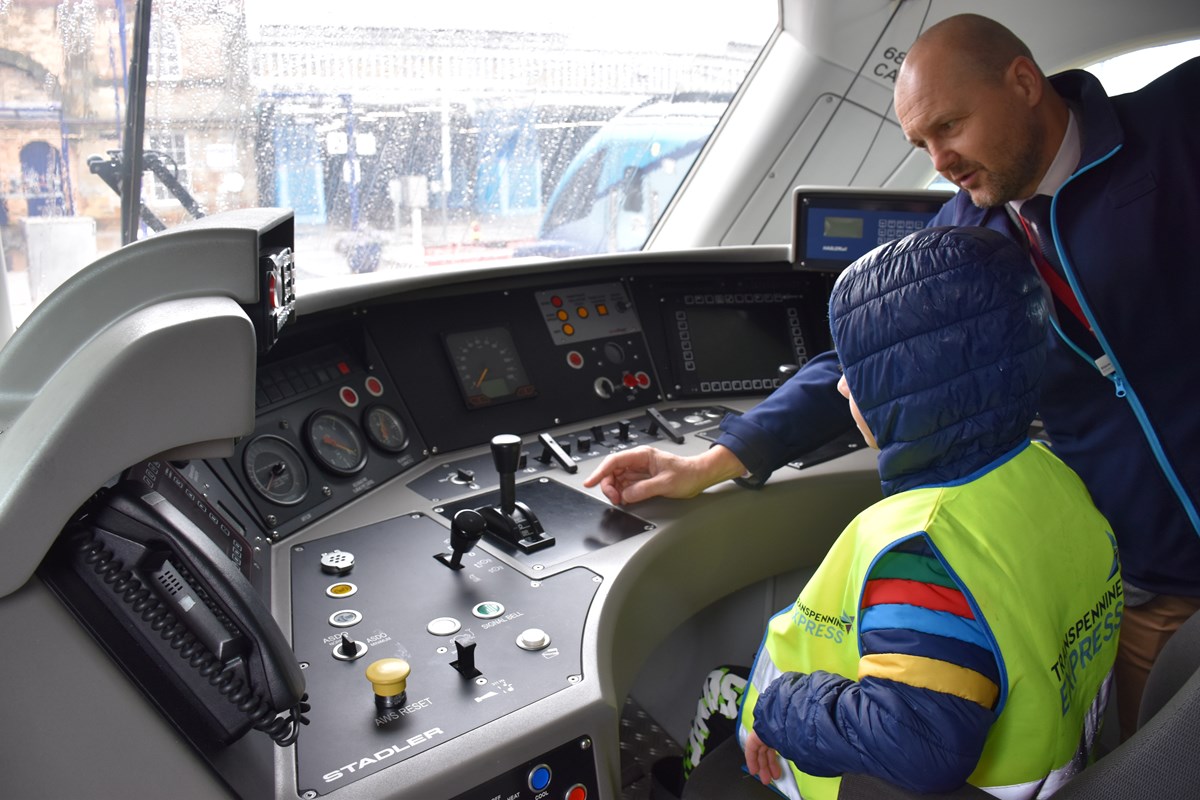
(829, 226, 1049, 496)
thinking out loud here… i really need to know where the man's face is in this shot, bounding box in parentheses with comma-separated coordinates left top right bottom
(895, 56, 1044, 207)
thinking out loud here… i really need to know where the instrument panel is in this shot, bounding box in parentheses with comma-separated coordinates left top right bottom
(202, 259, 838, 542)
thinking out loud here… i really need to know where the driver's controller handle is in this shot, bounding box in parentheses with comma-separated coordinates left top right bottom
(491, 434, 522, 515)
(448, 509, 486, 569)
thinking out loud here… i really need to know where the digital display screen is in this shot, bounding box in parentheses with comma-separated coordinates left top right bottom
(823, 216, 864, 239)
(792, 189, 952, 270)
(680, 307, 796, 392)
(661, 288, 826, 397)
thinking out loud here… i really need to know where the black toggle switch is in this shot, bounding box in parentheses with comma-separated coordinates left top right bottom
(333, 632, 367, 661)
(617, 419, 632, 441)
(537, 432, 578, 474)
(590, 425, 606, 443)
(451, 639, 482, 679)
(646, 407, 684, 444)
(338, 633, 358, 658)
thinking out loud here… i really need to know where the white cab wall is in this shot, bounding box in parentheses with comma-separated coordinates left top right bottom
(653, 0, 1200, 251)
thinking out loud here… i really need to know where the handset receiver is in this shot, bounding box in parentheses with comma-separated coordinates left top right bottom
(99, 480, 305, 713)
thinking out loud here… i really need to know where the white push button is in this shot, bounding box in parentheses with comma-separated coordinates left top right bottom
(329, 609, 363, 628)
(516, 628, 551, 651)
(427, 616, 462, 636)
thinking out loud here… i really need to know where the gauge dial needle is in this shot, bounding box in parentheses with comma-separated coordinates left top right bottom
(265, 462, 287, 490)
(322, 434, 354, 453)
(474, 367, 489, 388)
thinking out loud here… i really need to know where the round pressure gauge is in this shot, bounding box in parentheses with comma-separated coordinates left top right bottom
(305, 410, 368, 476)
(363, 404, 409, 453)
(243, 435, 309, 506)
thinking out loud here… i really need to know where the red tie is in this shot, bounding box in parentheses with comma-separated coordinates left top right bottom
(1017, 195, 1091, 332)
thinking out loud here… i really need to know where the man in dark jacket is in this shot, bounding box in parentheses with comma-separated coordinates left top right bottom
(585, 14, 1200, 741)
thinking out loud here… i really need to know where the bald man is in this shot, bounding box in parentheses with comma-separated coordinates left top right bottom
(587, 14, 1200, 745)
(891, 14, 1200, 742)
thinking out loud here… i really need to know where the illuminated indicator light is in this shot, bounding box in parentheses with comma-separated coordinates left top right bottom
(596, 304, 608, 316)
(551, 295, 563, 308)
(267, 273, 278, 309)
(326, 582, 357, 597)
(566, 785, 588, 800)
(337, 361, 351, 375)
(364, 376, 384, 396)
(556, 309, 569, 321)
(472, 601, 505, 619)
(340, 387, 360, 407)
(562, 323, 575, 336)
(566, 350, 584, 369)
(636, 371, 651, 388)
(576, 306, 589, 319)
(623, 373, 638, 388)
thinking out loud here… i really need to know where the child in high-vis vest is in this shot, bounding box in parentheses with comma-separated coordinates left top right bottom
(734, 226, 1121, 799)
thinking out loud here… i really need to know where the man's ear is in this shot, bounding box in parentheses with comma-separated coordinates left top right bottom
(1008, 55, 1044, 107)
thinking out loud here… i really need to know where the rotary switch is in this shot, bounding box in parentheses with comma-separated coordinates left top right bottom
(366, 658, 411, 708)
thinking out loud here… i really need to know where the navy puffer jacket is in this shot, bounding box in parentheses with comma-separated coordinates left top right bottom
(828, 226, 1049, 496)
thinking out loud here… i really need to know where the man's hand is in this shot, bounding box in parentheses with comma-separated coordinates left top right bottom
(581, 444, 747, 505)
(744, 729, 783, 786)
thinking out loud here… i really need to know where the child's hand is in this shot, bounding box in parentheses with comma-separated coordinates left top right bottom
(744, 729, 783, 785)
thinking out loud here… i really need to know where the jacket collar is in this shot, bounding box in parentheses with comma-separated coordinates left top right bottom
(1048, 69, 1123, 171)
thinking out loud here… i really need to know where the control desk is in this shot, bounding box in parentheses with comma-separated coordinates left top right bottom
(1, 224, 882, 800)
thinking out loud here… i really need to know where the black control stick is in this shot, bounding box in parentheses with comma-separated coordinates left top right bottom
(435, 508, 486, 570)
(476, 434, 555, 554)
(491, 433, 522, 515)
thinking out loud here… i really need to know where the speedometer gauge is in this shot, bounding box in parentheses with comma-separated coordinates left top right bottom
(444, 326, 537, 409)
(305, 410, 368, 476)
(243, 435, 309, 506)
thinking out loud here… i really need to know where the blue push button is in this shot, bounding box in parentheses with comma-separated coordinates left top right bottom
(527, 764, 552, 792)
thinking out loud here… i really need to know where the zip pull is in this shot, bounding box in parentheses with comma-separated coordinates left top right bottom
(1095, 354, 1127, 397)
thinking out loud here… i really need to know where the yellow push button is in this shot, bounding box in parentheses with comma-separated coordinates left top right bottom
(366, 658, 411, 706)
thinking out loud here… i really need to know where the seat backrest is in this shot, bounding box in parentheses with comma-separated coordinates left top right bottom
(1138, 609, 1200, 727)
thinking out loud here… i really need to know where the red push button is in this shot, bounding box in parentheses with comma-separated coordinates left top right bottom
(339, 386, 360, 407)
(364, 376, 384, 396)
(622, 373, 638, 389)
(635, 371, 651, 388)
(566, 350, 585, 369)
(565, 784, 587, 800)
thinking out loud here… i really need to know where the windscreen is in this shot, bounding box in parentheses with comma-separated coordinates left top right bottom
(0, 0, 778, 329)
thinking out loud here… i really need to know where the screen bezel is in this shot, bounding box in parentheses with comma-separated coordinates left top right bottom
(790, 187, 954, 271)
